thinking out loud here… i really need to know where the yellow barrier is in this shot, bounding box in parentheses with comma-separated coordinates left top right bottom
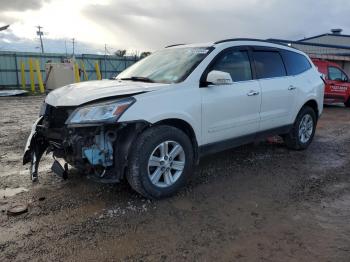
(95, 61, 102, 80)
(21, 62, 26, 89)
(74, 63, 80, 83)
(35, 60, 45, 94)
(28, 58, 35, 93)
(81, 62, 88, 81)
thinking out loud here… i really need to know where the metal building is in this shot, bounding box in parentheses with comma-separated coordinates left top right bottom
(270, 29, 350, 75)
(0, 51, 138, 89)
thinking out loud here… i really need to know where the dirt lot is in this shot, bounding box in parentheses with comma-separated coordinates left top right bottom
(1, 96, 350, 262)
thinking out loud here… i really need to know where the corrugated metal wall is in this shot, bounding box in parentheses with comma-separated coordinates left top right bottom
(0, 51, 139, 89)
(301, 35, 350, 47)
(290, 43, 350, 56)
(288, 43, 350, 75)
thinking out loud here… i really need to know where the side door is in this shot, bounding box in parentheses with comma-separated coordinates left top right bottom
(201, 48, 261, 145)
(327, 66, 350, 103)
(252, 49, 296, 131)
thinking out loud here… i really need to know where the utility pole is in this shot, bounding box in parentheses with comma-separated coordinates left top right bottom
(0, 25, 10, 51)
(104, 44, 107, 78)
(64, 40, 68, 57)
(36, 25, 44, 53)
(72, 38, 75, 56)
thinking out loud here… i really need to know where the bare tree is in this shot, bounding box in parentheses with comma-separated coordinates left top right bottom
(114, 49, 127, 57)
(140, 51, 152, 59)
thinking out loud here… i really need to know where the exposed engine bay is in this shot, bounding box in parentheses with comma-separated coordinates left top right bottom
(23, 102, 147, 183)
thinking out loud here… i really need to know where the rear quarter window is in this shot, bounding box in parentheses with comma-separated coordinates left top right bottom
(280, 50, 312, 76)
(252, 51, 286, 79)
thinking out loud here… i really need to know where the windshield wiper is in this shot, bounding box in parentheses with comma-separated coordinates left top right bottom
(120, 76, 155, 83)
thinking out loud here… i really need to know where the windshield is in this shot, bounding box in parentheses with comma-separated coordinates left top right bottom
(116, 47, 212, 84)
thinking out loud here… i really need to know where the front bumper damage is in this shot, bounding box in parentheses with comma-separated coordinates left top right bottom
(23, 106, 148, 183)
(23, 116, 48, 181)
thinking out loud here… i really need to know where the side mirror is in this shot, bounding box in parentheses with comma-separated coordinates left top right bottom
(206, 70, 233, 85)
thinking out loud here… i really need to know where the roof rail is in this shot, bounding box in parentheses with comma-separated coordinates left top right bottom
(214, 38, 287, 47)
(165, 43, 186, 48)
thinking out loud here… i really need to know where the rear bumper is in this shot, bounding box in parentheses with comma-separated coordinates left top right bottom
(324, 93, 347, 103)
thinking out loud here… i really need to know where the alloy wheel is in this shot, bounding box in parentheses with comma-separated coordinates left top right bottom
(147, 140, 185, 188)
(298, 114, 314, 143)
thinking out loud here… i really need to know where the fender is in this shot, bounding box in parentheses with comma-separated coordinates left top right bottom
(23, 117, 49, 181)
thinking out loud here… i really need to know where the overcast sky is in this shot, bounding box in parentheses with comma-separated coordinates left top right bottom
(0, 0, 350, 54)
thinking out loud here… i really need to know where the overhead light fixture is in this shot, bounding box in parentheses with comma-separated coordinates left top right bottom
(0, 25, 10, 32)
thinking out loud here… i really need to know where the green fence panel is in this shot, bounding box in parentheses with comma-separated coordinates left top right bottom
(0, 51, 138, 89)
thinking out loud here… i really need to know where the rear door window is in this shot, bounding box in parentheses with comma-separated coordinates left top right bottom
(252, 51, 286, 79)
(280, 50, 312, 75)
(210, 50, 252, 82)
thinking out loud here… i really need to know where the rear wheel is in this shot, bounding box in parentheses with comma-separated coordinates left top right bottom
(344, 98, 350, 107)
(127, 125, 194, 199)
(284, 106, 317, 150)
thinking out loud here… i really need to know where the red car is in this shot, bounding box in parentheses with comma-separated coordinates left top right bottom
(312, 59, 350, 107)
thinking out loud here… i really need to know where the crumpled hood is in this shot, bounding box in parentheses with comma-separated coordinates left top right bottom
(45, 79, 169, 107)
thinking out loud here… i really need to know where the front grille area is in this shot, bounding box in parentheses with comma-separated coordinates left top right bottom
(44, 104, 75, 128)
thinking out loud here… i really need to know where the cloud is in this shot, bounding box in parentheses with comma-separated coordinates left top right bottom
(83, 0, 350, 50)
(0, 31, 100, 55)
(0, 13, 16, 24)
(0, 0, 50, 25)
(0, 30, 101, 54)
(0, 0, 49, 12)
(2, 0, 350, 53)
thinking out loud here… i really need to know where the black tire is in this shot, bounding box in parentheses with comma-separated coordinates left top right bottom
(127, 125, 194, 199)
(283, 106, 317, 150)
(344, 98, 350, 108)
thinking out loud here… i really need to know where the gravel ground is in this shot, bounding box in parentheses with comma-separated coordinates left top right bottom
(0, 96, 350, 262)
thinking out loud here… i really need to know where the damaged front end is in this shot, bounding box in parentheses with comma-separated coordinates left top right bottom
(23, 98, 147, 183)
(23, 116, 48, 181)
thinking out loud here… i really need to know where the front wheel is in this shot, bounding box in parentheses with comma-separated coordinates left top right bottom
(283, 106, 317, 150)
(127, 125, 194, 199)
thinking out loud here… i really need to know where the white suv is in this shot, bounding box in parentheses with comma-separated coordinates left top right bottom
(23, 39, 324, 199)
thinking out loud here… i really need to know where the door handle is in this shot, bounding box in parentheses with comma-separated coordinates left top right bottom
(247, 90, 260, 96)
(288, 85, 297, 91)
